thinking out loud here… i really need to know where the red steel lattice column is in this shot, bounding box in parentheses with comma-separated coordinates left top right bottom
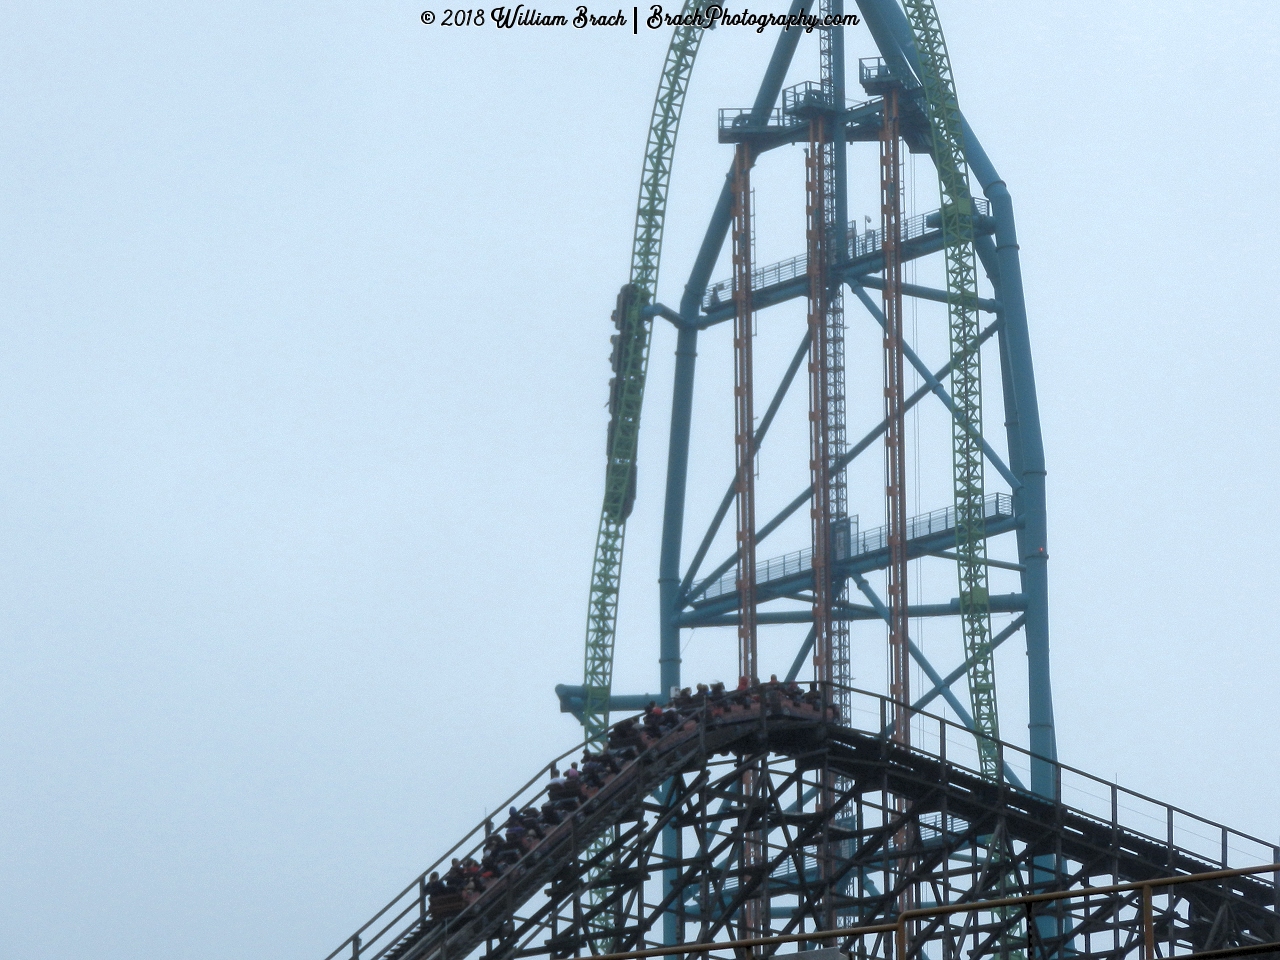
(732, 145, 765, 947)
(881, 85, 910, 746)
(881, 83, 917, 922)
(806, 120, 833, 692)
(731, 142, 758, 688)
(806, 116, 839, 933)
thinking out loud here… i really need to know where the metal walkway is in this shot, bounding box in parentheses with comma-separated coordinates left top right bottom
(701, 200, 992, 313)
(324, 688, 1280, 960)
(689, 492, 1012, 606)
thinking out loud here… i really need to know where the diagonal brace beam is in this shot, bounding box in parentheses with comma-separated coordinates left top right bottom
(926, 549, 1024, 572)
(856, 273, 1000, 314)
(847, 570, 1025, 789)
(784, 625, 817, 684)
(682, 318, 1003, 605)
(849, 281, 1020, 491)
(911, 614, 1025, 714)
(680, 331, 811, 597)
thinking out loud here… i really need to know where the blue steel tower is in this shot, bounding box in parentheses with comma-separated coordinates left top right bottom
(321, 7, 1280, 960)
(561, 0, 1058, 800)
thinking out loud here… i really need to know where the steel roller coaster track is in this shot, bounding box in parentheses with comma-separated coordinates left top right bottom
(313, 8, 1273, 960)
(581, 0, 706, 750)
(323, 689, 1280, 960)
(899, 0, 1000, 780)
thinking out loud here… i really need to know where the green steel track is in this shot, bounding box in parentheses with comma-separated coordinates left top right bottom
(580, 4, 706, 749)
(900, 2, 1000, 777)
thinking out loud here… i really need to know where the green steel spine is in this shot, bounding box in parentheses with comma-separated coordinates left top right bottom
(581, 9, 706, 750)
(899, 0, 1000, 779)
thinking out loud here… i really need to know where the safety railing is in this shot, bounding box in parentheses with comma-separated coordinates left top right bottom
(782, 80, 840, 116)
(718, 81, 861, 136)
(321, 739, 593, 960)
(695, 492, 1012, 603)
(703, 250, 806, 309)
(325, 684, 1280, 960)
(859, 56, 894, 87)
(850, 198, 991, 261)
(716, 106, 788, 134)
(701, 198, 990, 311)
(834, 684, 1280, 875)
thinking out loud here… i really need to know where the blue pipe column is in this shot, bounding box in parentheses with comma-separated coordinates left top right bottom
(658, 323, 698, 700)
(965, 132, 1058, 790)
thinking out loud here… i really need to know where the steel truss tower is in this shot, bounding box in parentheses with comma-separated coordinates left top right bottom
(878, 80, 909, 748)
(816, 0, 854, 728)
(553, 0, 1065, 946)
(732, 143, 760, 683)
(562, 0, 1055, 789)
(326, 13, 1280, 960)
(559, 0, 1058, 803)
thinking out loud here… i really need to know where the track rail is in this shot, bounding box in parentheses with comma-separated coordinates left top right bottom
(324, 687, 1279, 960)
(580, 2, 706, 746)
(899, 0, 1002, 777)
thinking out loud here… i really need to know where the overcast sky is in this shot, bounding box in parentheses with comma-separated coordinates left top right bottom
(2, 3, 1278, 959)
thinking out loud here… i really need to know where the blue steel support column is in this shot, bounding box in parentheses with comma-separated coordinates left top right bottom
(977, 179, 1063, 926)
(985, 264, 1064, 920)
(993, 308, 1028, 545)
(976, 234, 1026, 548)
(855, 0, 1057, 796)
(659, 323, 698, 699)
(657, 9, 813, 946)
(965, 133, 1056, 790)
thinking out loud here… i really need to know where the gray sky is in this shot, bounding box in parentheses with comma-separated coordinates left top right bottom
(2, 3, 1278, 959)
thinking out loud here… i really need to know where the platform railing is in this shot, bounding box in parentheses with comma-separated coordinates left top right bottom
(695, 492, 1012, 603)
(850, 197, 991, 262)
(781, 80, 841, 116)
(716, 106, 787, 133)
(859, 56, 895, 87)
(701, 198, 991, 310)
